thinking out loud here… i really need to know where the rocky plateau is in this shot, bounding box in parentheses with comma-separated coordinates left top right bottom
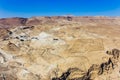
(0, 16, 120, 80)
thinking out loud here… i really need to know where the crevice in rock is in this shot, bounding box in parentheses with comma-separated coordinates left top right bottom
(52, 48, 120, 80)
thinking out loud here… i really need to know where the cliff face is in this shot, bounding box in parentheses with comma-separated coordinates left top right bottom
(0, 16, 120, 80)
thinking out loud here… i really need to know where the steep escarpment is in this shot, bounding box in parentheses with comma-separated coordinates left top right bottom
(52, 49, 120, 80)
(0, 16, 120, 80)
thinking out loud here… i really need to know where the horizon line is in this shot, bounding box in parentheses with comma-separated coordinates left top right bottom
(1, 15, 120, 19)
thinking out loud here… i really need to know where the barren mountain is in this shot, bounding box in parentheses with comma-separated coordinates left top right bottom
(0, 16, 120, 80)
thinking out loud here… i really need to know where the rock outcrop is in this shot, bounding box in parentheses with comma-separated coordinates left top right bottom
(0, 16, 120, 80)
(52, 49, 120, 80)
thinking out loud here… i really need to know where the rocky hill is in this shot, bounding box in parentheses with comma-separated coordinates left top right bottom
(0, 16, 120, 80)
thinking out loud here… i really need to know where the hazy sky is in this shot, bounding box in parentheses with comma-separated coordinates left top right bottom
(0, 0, 120, 18)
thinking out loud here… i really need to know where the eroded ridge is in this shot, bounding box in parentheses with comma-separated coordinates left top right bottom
(52, 49, 120, 80)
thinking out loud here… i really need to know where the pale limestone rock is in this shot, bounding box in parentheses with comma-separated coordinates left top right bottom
(1, 17, 120, 80)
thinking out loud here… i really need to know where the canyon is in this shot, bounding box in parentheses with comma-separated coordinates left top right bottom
(0, 16, 120, 80)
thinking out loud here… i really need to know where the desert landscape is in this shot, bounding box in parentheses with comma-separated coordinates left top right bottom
(0, 16, 120, 80)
